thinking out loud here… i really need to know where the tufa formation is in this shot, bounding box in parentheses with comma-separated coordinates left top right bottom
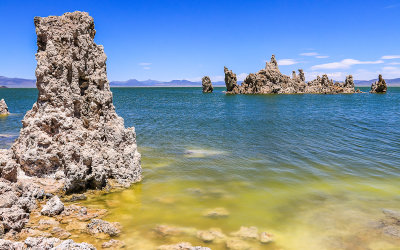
(370, 74, 387, 93)
(224, 55, 359, 94)
(9, 11, 141, 193)
(0, 99, 9, 115)
(202, 76, 213, 93)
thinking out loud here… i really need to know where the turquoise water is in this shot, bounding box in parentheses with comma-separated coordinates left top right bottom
(1, 87, 400, 249)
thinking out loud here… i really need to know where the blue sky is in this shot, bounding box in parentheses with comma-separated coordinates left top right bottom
(0, 0, 399, 82)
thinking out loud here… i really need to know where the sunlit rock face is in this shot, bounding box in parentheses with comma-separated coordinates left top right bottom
(11, 11, 141, 193)
(370, 74, 387, 93)
(202, 76, 213, 93)
(0, 99, 9, 115)
(224, 55, 358, 94)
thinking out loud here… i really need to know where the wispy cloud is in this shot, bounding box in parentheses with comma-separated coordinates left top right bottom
(300, 52, 318, 56)
(139, 62, 152, 70)
(388, 62, 400, 65)
(277, 59, 298, 66)
(311, 59, 384, 70)
(300, 52, 329, 59)
(381, 55, 400, 59)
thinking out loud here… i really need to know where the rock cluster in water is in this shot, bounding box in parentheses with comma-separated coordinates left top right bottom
(201, 76, 213, 93)
(9, 11, 141, 193)
(0, 99, 9, 115)
(224, 55, 360, 94)
(370, 74, 387, 93)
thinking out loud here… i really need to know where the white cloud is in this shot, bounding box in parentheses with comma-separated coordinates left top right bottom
(304, 71, 347, 81)
(300, 52, 318, 56)
(138, 62, 152, 66)
(311, 59, 384, 70)
(300, 52, 329, 59)
(388, 62, 400, 65)
(381, 55, 400, 60)
(143, 66, 151, 70)
(277, 59, 298, 66)
(237, 73, 249, 81)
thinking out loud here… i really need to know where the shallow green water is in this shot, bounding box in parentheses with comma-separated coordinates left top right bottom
(1, 87, 400, 249)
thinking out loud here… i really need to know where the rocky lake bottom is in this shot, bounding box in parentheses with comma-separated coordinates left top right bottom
(1, 87, 400, 249)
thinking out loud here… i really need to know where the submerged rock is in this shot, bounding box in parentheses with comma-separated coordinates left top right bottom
(378, 208, 400, 238)
(11, 11, 141, 193)
(196, 228, 226, 243)
(202, 207, 230, 218)
(102, 239, 126, 248)
(0, 99, 9, 115)
(370, 74, 387, 93)
(41, 196, 64, 216)
(225, 238, 251, 250)
(202, 76, 213, 93)
(157, 242, 211, 250)
(231, 226, 259, 240)
(225, 55, 359, 94)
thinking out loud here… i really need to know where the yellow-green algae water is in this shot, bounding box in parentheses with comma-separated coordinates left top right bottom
(1, 87, 400, 249)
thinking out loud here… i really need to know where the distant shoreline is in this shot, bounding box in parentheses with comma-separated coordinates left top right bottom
(2, 86, 400, 89)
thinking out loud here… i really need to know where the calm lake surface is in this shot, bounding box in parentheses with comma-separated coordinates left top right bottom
(1, 87, 400, 249)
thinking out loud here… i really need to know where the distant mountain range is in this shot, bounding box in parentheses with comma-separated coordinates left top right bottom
(111, 79, 226, 87)
(1, 76, 400, 88)
(355, 78, 400, 86)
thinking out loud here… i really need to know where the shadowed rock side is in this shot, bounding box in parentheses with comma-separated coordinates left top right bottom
(370, 74, 387, 93)
(224, 67, 239, 94)
(8, 11, 141, 193)
(202, 76, 213, 93)
(225, 55, 359, 94)
(0, 99, 9, 115)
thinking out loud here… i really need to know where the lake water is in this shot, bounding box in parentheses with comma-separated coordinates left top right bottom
(1, 87, 400, 249)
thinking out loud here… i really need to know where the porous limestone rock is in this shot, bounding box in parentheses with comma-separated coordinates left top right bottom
(225, 55, 358, 94)
(86, 218, 121, 236)
(370, 74, 387, 93)
(23, 237, 95, 249)
(224, 67, 239, 94)
(0, 149, 18, 182)
(11, 11, 141, 193)
(202, 76, 213, 93)
(0, 99, 9, 115)
(41, 196, 64, 216)
(0, 178, 45, 233)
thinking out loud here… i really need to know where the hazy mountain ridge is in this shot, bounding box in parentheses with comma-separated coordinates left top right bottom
(1, 76, 399, 88)
(355, 78, 400, 86)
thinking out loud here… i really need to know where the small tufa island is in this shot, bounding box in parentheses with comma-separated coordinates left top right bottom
(224, 55, 386, 95)
(0, 11, 142, 248)
(0, 99, 10, 115)
(202, 76, 213, 93)
(370, 74, 387, 93)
